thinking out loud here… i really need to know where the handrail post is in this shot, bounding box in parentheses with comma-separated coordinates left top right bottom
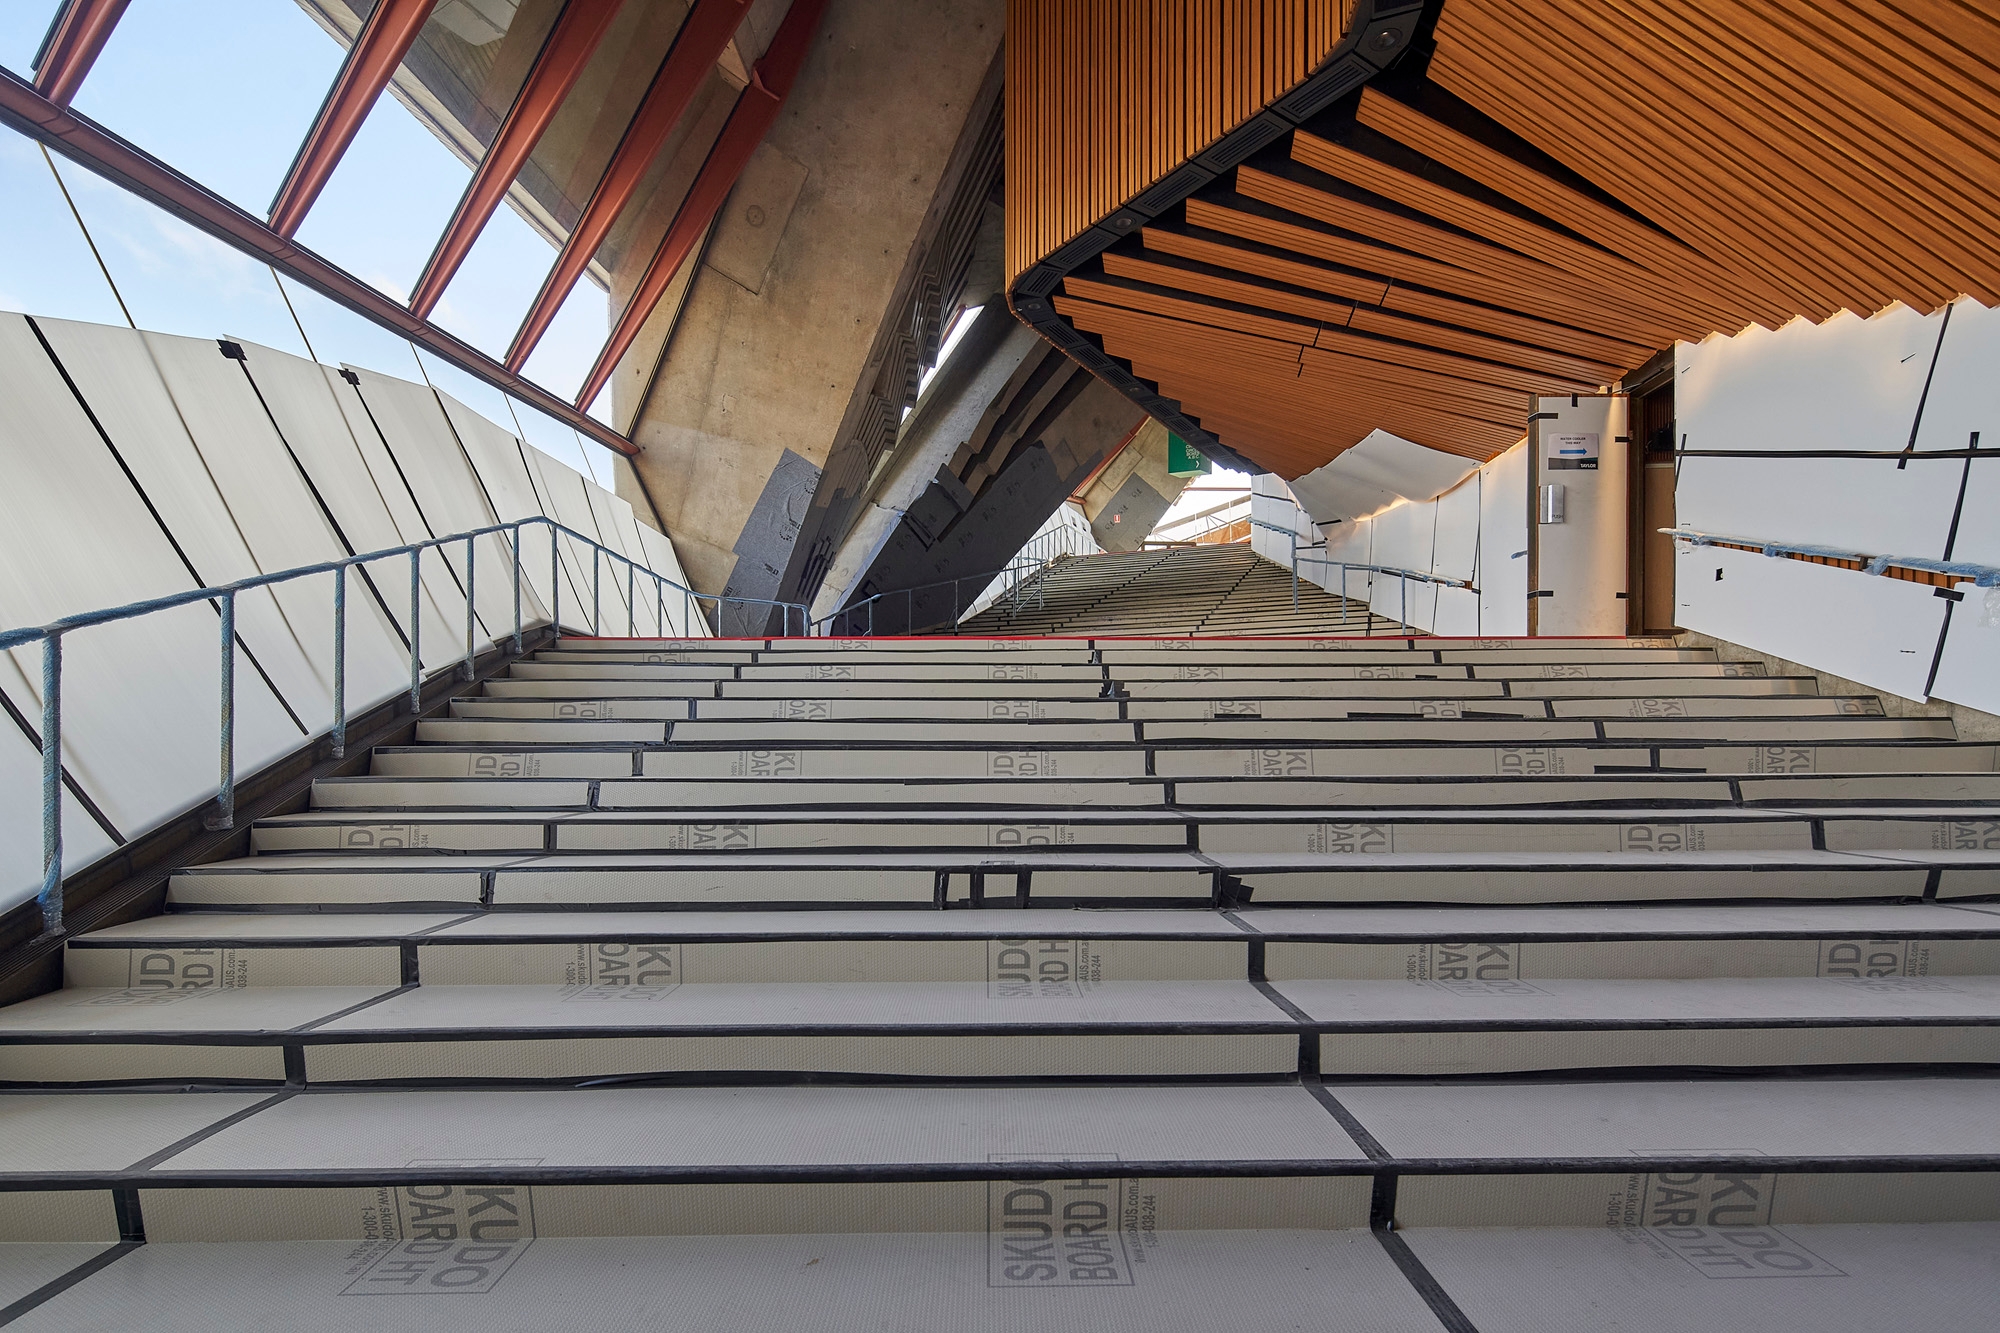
(510, 526, 523, 654)
(38, 633, 62, 937)
(1400, 571, 1407, 632)
(1290, 533, 1299, 612)
(408, 549, 423, 714)
(461, 535, 477, 681)
(331, 565, 347, 759)
(549, 526, 560, 640)
(682, 586, 691, 639)
(209, 591, 236, 831)
(591, 547, 601, 636)
(626, 560, 636, 637)
(654, 577, 663, 640)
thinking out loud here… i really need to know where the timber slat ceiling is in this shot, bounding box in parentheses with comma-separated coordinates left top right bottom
(1010, 0, 2000, 480)
(1006, 0, 1354, 283)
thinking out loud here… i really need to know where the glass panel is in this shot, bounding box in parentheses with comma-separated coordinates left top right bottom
(0, 127, 129, 326)
(291, 74, 472, 301)
(429, 193, 556, 359)
(0, 3, 62, 77)
(273, 272, 423, 379)
(68, 0, 355, 215)
(517, 258, 609, 412)
(43, 152, 312, 355)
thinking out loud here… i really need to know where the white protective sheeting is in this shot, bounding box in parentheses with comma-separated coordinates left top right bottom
(1675, 297, 2000, 712)
(428, 389, 559, 630)
(1288, 430, 1480, 524)
(1252, 434, 1526, 635)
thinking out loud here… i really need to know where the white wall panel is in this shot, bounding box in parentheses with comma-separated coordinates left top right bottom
(0, 661, 119, 907)
(1917, 299, 2000, 568)
(1433, 586, 1481, 637)
(32, 319, 327, 765)
(230, 340, 444, 711)
(1932, 608, 2000, 717)
(0, 315, 295, 845)
(1678, 542, 1946, 700)
(1432, 475, 1481, 585)
(521, 446, 615, 634)
(343, 368, 520, 661)
(1476, 440, 1529, 636)
(429, 389, 557, 628)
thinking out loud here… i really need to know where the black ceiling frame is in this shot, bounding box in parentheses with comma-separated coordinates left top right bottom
(1005, 0, 1432, 475)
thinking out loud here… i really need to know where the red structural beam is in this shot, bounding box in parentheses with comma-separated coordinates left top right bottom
(269, 0, 439, 238)
(410, 0, 626, 318)
(33, 0, 132, 105)
(505, 0, 749, 371)
(0, 66, 639, 456)
(573, 0, 824, 411)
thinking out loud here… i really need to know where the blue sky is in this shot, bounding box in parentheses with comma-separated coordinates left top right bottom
(0, 0, 617, 485)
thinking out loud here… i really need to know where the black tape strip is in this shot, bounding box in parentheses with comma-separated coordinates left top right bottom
(111, 1187, 144, 1243)
(125, 1088, 298, 1172)
(1375, 1228, 1481, 1332)
(289, 984, 416, 1034)
(0, 1239, 142, 1327)
(1899, 304, 1954, 470)
(1304, 1081, 1391, 1163)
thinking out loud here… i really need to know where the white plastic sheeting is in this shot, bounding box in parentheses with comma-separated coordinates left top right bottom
(1287, 430, 1481, 524)
(1250, 438, 1527, 636)
(1676, 296, 2000, 713)
(0, 316, 698, 910)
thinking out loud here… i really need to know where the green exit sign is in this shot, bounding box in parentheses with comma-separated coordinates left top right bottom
(1167, 432, 1211, 477)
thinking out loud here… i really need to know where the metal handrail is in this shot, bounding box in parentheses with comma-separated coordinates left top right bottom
(1250, 515, 1474, 632)
(9, 514, 807, 937)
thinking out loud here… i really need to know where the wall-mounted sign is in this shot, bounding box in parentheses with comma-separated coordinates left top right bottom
(1545, 432, 1600, 470)
(1167, 432, 1212, 478)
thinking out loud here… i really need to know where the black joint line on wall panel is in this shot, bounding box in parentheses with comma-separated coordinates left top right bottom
(0, 684, 124, 844)
(1922, 599, 1957, 700)
(1900, 303, 1954, 469)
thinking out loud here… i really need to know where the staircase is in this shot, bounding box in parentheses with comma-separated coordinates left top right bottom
(961, 543, 1401, 636)
(2, 632, 1999, 1328)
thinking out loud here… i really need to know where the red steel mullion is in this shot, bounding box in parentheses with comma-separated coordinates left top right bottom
(33, 0, 133, 105)
(269, 0, 440, 237)
(504, 0, 751, 371)
(410, 0, 628, 318)
(571, 0, 826, 410)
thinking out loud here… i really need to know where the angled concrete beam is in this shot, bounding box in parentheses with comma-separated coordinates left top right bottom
(32, 0, 131, 105)
(409, 0, 628, 319)
(571, 0, 825, 409)
(505, 0, 751, 371)
(269, 0, 439, 237)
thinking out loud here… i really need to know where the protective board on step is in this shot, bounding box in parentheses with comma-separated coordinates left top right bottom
(1265, 936, 2000, 980)
(1395, 1171, 2000, 1229)
(639, 749, 1148, 779)
(723, 679, 1113, 697)
(0, 1243, 122, 1304)
(1144, 720, 1597, 743)
(1669, 742, 1996, 774)
(1233, 860, 1921, 905)
(1235, 902, 2000, 940)
(169, 864, 486, 906)
(0, 1091, 272, 1175)
(489, 865, 937, 906)
(451, 699, 692, 720)
(1175, 776, 1736, 807)
(65, 944, 399, 988)
(1505, 675, 1818, 696)
(550, 817, 1187, 852)
(1202, 817, 1814, 855)
(419, 936, 1246, 985)
(308, 777, 594, 808)
(7, 1229, 1444, 1332)
(1131, 699, 1548, 721)
(667, 721, 1137, 744)
(1331, 1077, 2000, 1163)
(695, 697, 1123, 721)
(1403, 1222, 2000, 1333)
(369, 750, 637, 778)
(155, 1084, 1365, 1176)
(746, 663, 1104, 681)
(1155, 746, 1647, 778)
(598, 779, 1170, 809)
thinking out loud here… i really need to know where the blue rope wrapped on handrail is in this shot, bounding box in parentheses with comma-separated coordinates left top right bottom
(1666, 528, 2000, 588)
